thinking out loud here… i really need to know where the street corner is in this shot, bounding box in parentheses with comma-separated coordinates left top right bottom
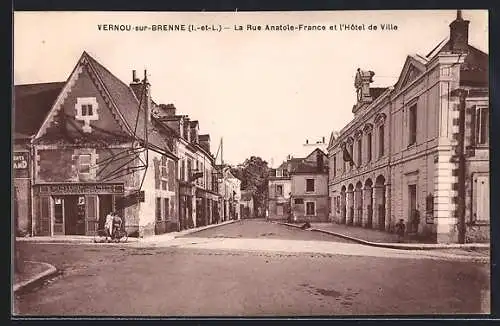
(14, 261, 58, 294)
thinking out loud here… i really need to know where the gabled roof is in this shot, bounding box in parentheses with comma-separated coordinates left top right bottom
(32, 51, 175, 157)
(14, 82, 65, 139)
(394, 55, 427, 93)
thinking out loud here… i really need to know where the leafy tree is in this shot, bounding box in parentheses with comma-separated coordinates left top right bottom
(231, 156, 270, 216)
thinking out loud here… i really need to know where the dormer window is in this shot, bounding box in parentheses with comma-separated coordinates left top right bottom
(75, 97, 99, 133)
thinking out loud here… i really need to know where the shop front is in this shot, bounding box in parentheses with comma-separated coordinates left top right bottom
(33, 183, 125, 236)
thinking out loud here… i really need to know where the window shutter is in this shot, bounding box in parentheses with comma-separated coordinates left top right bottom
(154, 158, 160, 189)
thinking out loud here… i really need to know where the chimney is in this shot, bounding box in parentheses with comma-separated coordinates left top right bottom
(306, 139, 309, 145)
(183, 117, 191, 142)
(322, 136, 325, 143)
(449, 10, 470, 53)
(159, 103, 176, 117)
(199, 134, 211, 153)
(190, 120, 199, 144)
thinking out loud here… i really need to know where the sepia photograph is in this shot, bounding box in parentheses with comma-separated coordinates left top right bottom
(12, 9, 490, 317)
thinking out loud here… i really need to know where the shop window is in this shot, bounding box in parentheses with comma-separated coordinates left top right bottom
(54, 198, 63, 224)
(78, 154, 91, 174)
(306, 202, 316, 216)
(306, 179, 315, 192)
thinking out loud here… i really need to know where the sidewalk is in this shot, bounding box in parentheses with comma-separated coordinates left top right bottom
(13, 261, 58, 294)
(139, 220, 236, 244)
(16, 220, 236, 245)
(278, 222, 490, 251)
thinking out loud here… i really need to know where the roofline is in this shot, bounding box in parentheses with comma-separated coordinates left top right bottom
(14, 81, 66, 87)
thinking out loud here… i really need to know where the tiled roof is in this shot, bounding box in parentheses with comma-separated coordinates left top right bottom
(14, 82, 65, 138)
(84, 52, 175, 156)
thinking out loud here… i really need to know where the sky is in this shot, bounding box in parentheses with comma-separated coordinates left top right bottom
(14, 10, 488, 168)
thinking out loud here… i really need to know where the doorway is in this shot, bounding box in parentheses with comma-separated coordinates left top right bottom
(408, 184, 417, 232)
(99, 195, 113, 230)
(63, 195, 85, 235)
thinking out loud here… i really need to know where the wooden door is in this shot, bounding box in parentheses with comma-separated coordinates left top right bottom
(474, 174, 489, 223)
(39, 196, 51, 236)
(85, 195, 99, 235)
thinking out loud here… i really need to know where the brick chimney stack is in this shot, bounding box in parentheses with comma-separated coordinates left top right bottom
(449, 10, 470, 54)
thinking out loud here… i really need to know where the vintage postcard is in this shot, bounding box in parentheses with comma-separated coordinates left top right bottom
(12, 9, 490, 317)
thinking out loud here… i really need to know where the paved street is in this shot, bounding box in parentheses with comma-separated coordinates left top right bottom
(14, 220, 490, 316)
(183, 218, 354, 243)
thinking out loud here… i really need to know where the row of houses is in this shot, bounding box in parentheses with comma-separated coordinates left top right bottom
(13, 51, 246, 237)
(268, 11, 490, 243)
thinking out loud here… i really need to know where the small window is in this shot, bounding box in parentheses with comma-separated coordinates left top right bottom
(161, 180, 167, 191)
(276, 185, 283, 196)
(78, 154, 91, 174)
(294, 198, 304, 205)
(306, 202, 316, 216)
(332, 156, 337, 178)
(476, 107, 489, 145)
(156, 198, 162, 221)
(164, 198, 169, 218)
(81, 104, 93, 116)
(378, 125, 385, 158)
(161, 156, 168, 177)
(357, 138, 362, 166)
(367, 132, 372, 162)
(306, 179, 315, 192)
(409, 104, 417, 145)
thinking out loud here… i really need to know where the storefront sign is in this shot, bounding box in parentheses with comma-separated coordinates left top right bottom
(38, 183, 124, 195)
(13, 152, 29, 178)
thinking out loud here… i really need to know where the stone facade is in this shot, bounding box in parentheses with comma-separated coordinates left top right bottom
(328, 12, 489, 243)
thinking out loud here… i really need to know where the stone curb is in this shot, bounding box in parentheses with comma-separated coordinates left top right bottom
(173, 220, 237, 238)
(278, 222, 490, 251)
(138, 219, 237, 243)
(13, 261, 58, 294)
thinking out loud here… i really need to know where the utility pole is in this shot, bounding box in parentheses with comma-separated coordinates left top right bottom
(456, 88, 468, 244)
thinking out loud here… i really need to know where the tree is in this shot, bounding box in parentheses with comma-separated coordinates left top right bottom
(231, 156, 270, 217)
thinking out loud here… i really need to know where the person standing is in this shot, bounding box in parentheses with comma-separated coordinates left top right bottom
(395, 219, 406, 243)
(105, 211, 114, 242)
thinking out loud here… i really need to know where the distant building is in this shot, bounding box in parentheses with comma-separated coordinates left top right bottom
(268, 148, 329, 222)
(240, 190, 255, 219)
(290, 149, 329, 222)
(268, 160, 292, 221)
(156, 104, 220, 230)
(217, 165, 242, 221)
(328, 11, 489, 243)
